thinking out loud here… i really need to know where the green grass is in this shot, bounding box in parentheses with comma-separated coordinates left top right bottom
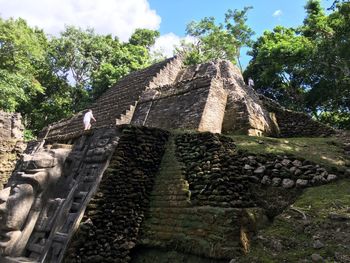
(229, 135, 348, 170)
(294, 179, 350, 217)
(170, 129, 348, 170)
(243, 179, 350, 262)
(24, 129, 37, 142)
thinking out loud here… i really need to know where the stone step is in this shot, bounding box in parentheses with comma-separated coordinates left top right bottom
(150, 196, 189, 202)
(70, 202, 81, 212)
(151, 200, 191, 208)
(153, 178, 187, 184)
(27, 243, 44, 254)
(151, 185, 189, 193)
(53, 232, 68, 242)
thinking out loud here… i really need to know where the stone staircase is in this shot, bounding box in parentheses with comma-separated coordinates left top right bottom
(116, 103, 137, 126)
(148, 135, 191, 208)
(42, 56, 183, 142)
(0, 128, 120, 263)
(136, 136, 243, 260)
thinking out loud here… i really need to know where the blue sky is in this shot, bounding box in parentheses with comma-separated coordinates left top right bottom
(148, 0, 331, 67)
(0, 0, 332, 68)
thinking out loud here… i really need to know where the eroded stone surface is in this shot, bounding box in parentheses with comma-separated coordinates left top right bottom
(0, 112, 25, 190)
(65, 126, 169, 263)
(0, 147, 71, 257)
(131, 59, 276, 135)
(39, 57, 332, 141)
(0, 128, 119, 263)
(0, 58, 340, 263)
(42, 57, 183, 142)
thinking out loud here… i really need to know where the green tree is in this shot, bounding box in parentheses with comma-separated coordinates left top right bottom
(329, 0, 349, 10)
(91, 29, 159, 99)
(179, 7, 254, 67)
(304, 1, 350, 128)
(244, 26, 314, 110)
(245, 0, 350, 128)
(129, 28, 160, 48)
(49, 27, 159, 107)
(49, 26, 117, 110)
(0, 17, 47, 112)
(0, 19, 160, 133)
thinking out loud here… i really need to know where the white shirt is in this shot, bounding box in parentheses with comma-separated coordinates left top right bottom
(83, 111, 93, 123)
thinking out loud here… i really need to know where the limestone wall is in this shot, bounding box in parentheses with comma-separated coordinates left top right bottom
(0, 111, 24, 189)
(170, 60, 277, 136)
(131, 132, 344, 262)
(198, 78, 227, 133)
(39, 58, 332, 140)
(65, 126, 169, 263)
(0, 127, 119, 262)
(133, 135, 252, 262)
(260, 95, 334, 137)
(42, 56, 183, 142)
(131, 76, 227, 133)
(0, 111, 23, 140)
(218, 60, 277, 136)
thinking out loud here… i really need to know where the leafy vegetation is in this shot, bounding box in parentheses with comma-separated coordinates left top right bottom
(177, 7, 254, 70)
(0, 0, 349, 134)
(230, 135, 348, 170)
(0, 18, 158, 133)
(244, 0, 350, 129)
(0, 18, 47, 112)
(243, 179, 350, 262)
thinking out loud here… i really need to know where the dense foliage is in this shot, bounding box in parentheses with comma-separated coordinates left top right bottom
(0, 18, 47, 112)
(0, 18, 158, 133)
(1, 1, 349, 133)
(244, 0, 350, 129)
(177, 7, 254, 69)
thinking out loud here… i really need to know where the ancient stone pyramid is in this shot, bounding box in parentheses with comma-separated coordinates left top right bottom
(41, 56, 333, 143)
(0, 57, 336, 263)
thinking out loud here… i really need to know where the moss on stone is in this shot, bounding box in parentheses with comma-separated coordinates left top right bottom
(242, 179, 350, 262)
(230, 135, 348, 170)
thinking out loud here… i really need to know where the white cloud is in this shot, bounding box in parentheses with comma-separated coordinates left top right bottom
(0, 0, 161, 41)
(151, 33, 198, 58)
(272, 9, 283, 18)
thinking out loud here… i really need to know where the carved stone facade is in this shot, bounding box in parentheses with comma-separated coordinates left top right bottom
(39, 57, 331, 140)
(41, 57, 183, 142)
(0, 128, 119, 262)
(259, 95, 334, 137)
(0, 146, 71, 257)
(0, 58, 338, 263)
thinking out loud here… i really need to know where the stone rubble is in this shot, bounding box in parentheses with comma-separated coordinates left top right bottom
(65, 126, 169, 263)
(175, 132, 344, 209)
(0, 111, 25, 190)
(0, 57, 347, 263)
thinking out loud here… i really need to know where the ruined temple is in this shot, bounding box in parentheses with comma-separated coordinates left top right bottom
(0, 112, 25, 190)
(40, 56, 333, 142)
(0, 57, 341, 263)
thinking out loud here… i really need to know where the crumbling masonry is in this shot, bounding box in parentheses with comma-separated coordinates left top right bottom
(40, 56, 334, 141)
(0, 112, 25, 190)
(0, 57, 337, 263)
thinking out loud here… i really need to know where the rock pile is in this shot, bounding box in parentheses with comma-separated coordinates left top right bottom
(0, 140, 20, 189)
(175, 132, 342, 208)
(66, 126, 169, 263)
(0, 111, 25, 189)
(259, 95, 334, 137)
